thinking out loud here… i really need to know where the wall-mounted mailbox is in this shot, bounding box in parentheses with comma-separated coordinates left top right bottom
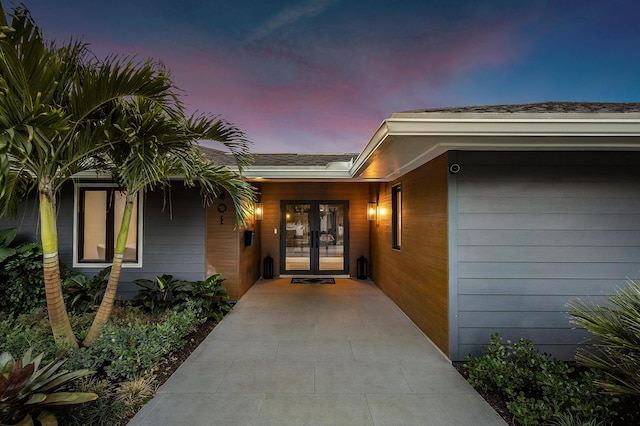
(244, 230, 255, 247)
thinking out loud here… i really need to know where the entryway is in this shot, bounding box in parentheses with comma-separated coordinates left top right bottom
(128, 278, 506, 425)
(280, 201, 349, 275)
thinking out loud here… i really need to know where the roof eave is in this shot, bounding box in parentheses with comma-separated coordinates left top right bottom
(351, 113, 640, 181)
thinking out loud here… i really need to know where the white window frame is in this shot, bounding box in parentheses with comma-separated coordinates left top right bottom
(73, 182, 144, 268)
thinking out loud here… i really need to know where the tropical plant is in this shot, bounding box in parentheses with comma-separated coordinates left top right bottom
(0, 348, 97, 425)
(0, 3, 175, 347)
(568, 279, 640, 397)
(131, 274, 189, 315)
(546, 412, 606, 426)
(179, 273, 233, 321)
(83, 97, 255, 345)
(0, 228, 46, 315)
(62, 267, 111, 313)
(54, 378, 128, 426)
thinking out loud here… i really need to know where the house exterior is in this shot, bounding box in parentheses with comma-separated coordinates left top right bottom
(4, 102, 640, 361)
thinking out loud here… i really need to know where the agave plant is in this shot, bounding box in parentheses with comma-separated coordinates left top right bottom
(0, 349, 97, 425)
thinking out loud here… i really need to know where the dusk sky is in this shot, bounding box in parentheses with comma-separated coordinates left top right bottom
(15, 0, 640, 153)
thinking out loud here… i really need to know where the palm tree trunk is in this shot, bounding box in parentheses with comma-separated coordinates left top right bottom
(83, 193, 134, 346)
(39, 189, 78, 348)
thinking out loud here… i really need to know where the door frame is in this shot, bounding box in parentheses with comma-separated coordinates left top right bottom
(279, 200, 349, 275)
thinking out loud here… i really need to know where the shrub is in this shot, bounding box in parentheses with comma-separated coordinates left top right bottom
(0, 228, 46, 315)
(131, 273, 234, 321)
(0, 310, 61, 362)
(568, 279, 640, 397)
(63, 267, 111, 313)
(131, 274, 189, 315)
(66, 304, 204, 381)
(177, 273, 233, 321)
(464, 334, 617, 425)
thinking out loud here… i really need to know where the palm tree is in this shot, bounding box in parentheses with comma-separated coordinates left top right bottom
(0, 4, 175, 347)
(83, 99, 255, 345)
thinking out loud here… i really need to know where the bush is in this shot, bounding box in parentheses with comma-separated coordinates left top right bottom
(568, 279, 640, 397)
(0, 228, 46, 315)
(66, 304, 205, 381)
(0, 310, 61, 361)
(63, 267, 111, 313)
(131, 274, 189, 315)
(177, 273, 233, 321)
(464, 334, 618, 425)
(0, 227, 95, 316)
(131, 273, 233, 321)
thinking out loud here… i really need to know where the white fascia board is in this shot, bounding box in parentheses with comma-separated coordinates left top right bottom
(351, 114, 640, 180)
(383, 115, 640, 136)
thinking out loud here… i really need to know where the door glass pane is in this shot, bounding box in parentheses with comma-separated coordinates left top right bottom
(284, 203, 310, 271)
(319, 203, 345, 271)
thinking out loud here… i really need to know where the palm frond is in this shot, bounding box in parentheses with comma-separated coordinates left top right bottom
(0, 166, 34, 217)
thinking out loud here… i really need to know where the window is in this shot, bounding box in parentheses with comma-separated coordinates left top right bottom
(74, 184, 142, 267)
(392, 183, 402, 249)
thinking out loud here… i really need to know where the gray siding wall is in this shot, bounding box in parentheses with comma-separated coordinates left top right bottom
(1, 183, 206, 300)
(450, 151, 640, 361)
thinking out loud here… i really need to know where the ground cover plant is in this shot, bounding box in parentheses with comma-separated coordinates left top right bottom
(1, 267, 231, 425)
(461, 333, 639, 425)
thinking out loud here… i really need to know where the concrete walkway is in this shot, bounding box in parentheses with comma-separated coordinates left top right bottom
(129, 278, 506, 426)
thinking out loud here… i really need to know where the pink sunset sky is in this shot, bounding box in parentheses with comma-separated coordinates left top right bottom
(16, 0, 640, 153)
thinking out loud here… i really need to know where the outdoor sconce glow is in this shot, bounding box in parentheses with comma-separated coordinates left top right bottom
(367, 202, 377, 221)
(255, 203, 263, 220)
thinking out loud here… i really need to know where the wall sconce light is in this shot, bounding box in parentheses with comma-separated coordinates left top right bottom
(255, 202, 263, 221)
(367, 202, 377, 221)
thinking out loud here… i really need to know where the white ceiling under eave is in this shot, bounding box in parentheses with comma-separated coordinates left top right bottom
(350, 113, 640, 182)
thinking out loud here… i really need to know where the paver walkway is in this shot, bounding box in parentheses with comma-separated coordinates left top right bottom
(129, 278, 506, 425)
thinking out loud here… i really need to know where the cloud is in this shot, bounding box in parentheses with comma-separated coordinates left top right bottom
(245, 0, 341, 44)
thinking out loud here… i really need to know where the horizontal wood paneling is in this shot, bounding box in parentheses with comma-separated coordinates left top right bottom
(454, 151, 640, 361)
(370, 153, 449, 355)
(205, 194, 241, 299)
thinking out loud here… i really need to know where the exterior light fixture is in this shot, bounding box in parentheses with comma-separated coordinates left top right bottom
(367, 202, 377, 221)
(255, 203, 263, 220)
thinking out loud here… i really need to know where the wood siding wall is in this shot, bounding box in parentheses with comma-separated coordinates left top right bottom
(259, 182, 371, 277)
(2, 184, 208, 299)
(370, 153, 449, 355)
(452, 151, 640, 361)
(205, 194, 261, 301)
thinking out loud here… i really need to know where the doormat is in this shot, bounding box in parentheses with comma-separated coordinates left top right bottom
(291, 278, 335, 284)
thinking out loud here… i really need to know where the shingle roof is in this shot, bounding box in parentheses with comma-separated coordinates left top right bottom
(400, 102, 640, 114)
(199, 146, 356, 167)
